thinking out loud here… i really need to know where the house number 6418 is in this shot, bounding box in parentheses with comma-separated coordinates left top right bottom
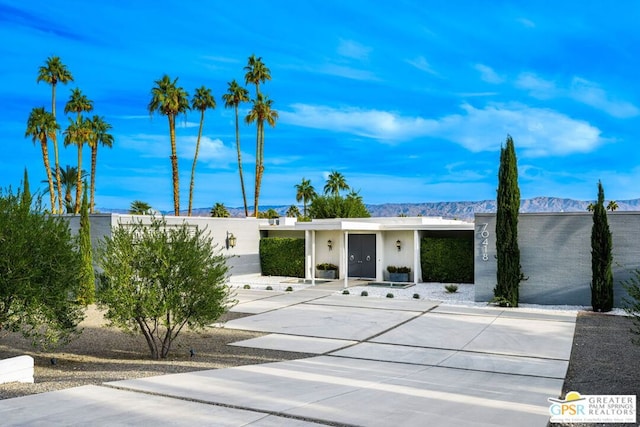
(478, 223, 489, 261)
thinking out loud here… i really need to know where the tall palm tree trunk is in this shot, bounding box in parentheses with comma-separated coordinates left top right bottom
(188, 110, 205, 216)
(168, 114, 180, 216)
(254, 121, 265, 218)
(235, 105, 249, 217)
(40, 138, 56, 212)
(75, 145, 83, 214)
(51, 85, 63, 214)
(90, 146, 97, 213)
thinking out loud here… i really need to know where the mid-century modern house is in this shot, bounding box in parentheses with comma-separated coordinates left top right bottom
(68, 211, 638, 308)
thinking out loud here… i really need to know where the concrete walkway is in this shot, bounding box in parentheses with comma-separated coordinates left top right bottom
(0, 285, 576, 426)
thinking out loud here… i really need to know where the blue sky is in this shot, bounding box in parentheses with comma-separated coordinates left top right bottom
(2, 1, 640, 212)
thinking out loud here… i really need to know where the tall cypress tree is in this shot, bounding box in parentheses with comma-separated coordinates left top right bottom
(78, 182, 94, 304)
(494, 135, 522, 307)
(591, 180, 613, 312)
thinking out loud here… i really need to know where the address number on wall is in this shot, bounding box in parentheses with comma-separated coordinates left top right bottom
(477, 223, 489, 261)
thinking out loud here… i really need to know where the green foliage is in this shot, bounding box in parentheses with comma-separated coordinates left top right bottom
(210, 202, 230, 217)
(96, 216, 233, 359)
(259, 238, 305, 277)
(78, 184, 95, 304)
(0, 187, 83, 348)
(494, 135, 522, 307)
(360, 290, 368, 296)
(591, 181, 614, 312)
(309, 194, 370, 219)
(258, 208, 280, 219)
(622, 270, 640, 345)
(444, 284, 459, 293)
(129, 200, 152, 215)
(243, 284, 251, 289)
(421, 236, 473, 283)
(412, 293, 420, 299)
(266, 285, 273, 290)
(316, 263, 338, 270)
(386, 293, 394, 298)
(285, 286, 293, 292)
(342, 289, 350, 295)
(387, 266, 411, 273)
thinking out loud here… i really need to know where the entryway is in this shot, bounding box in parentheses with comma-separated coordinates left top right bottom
(348, 234, 376, 279)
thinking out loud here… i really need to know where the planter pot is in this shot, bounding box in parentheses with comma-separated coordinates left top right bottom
(389, 273, 409, 282)
(316, 269, 337, 279)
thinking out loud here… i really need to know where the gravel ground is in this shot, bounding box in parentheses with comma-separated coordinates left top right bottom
(1, 282, 638, 427)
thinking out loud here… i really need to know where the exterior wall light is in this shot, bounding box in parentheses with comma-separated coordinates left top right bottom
(396, 239, 402, 251)
(226, 232, 237, 249)
(328, 239, 333, 250)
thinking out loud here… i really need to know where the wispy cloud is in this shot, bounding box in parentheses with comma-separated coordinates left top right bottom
(337, 39, 372, 60)
(516, 72, 639, 118)
(406, 56, 438, 75)
(570, 77, 639, 118)
(517, 18, 536, 28)
(280, 102, 603, 156)
(474, 64, 504, 84)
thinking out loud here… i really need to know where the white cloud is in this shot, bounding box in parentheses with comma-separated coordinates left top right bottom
(319, 64, 379, 81)
(569, 77, 639, 118)
(337, 39, 372, 60)
(474, 64, 504, 84)
(406, 56, 438, 75)
(518, 18, 536, 28)
(280, 102, 604, 157)
(440, 103, 603, 157)
(515, 72, 558, 99)
(516, 72, 639, 118)
(178, 136, 237, 168)
(279, 104, 438, 141)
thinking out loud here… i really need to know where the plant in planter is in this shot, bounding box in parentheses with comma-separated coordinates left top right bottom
(387, 266, 411, 282)
(316, 263, 338, 279)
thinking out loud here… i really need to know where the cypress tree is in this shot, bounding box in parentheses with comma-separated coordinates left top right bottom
(78, 182, 94, 304)
(494, 135, 522, 307)
(591, 180, 613, 312)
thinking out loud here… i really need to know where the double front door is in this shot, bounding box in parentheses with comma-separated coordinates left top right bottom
(348, 234, 376, 279)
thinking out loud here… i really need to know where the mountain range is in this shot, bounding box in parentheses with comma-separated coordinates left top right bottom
(102, 197, 640, 221)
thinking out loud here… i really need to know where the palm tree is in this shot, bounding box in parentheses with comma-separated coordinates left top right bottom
(64, 88, 94, 214)
(87, 116, 113, 213)
(25, 107, 59, 212)
(222, 80, 250, 217)
(148, 75, 190, 216)
(188, 86, 216, 216)
(346, 188, 363, 203)
(295, 178, 316, 217)
(37, 56, 73, 213)
(210, 202, 230, 218)
(244, 54, 271, 97)
(324, 170, 349, 196)
(129, 200, 152, 215)
(63, 117, 92, 214)
(286, 204, 301, 218)
(45, 165, 87, 213)
(607, 200, 619, 211)
(245, 93, 278, 217)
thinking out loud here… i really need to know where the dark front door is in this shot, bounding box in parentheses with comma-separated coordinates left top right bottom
(348, 234, 376, 278)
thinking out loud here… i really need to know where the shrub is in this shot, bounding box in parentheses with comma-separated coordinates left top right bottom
(0, 186, 84, 349)
(421, 236, 473, 283)
(266, 286, 273, 291)
(622, 270, 640, 345)
(361, 290, 369, 297)
(413, 293, 420, 299)
(387, 266, 411, 273)
(387, 266, 397, 273)
(445, 284, 459, 293)
(316, 263, 338, 270)
(342, 289, 350, 295)
(96, 216, 233, 359)
(386, 293, 394, 298)
(285, 286, 293, 292)
(243, 284, 251, 289)
(260, 238, 305, 277)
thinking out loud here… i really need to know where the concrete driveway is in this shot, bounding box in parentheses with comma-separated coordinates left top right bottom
(0, 287, 576, 426)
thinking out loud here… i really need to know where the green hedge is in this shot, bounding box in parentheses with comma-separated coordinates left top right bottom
(259, 238, 305, 277)
(421, 236, 473, 283)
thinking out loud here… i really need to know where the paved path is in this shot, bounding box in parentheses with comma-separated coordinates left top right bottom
(0, 286, 576, 426)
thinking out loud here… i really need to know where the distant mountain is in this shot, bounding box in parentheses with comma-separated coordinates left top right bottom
(100, 197, 640, 221)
